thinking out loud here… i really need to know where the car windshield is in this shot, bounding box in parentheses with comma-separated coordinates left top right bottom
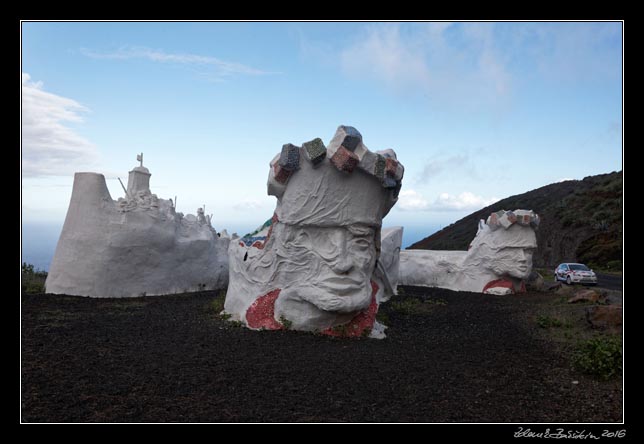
(569, 264, 590, 271)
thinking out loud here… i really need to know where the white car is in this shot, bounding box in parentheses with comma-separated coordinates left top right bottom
(554, 263, 597, 285)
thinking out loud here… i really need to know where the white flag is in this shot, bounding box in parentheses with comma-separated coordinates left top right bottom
(136, 154, 142, 162)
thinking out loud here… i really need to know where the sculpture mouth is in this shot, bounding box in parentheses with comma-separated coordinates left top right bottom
(318, 277, 365, 295)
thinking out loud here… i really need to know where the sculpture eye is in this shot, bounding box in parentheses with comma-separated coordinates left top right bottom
(294, 231, 309, 243)
(354, 237, 371, 250)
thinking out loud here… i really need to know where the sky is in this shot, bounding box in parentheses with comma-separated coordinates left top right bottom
(21, 21, 623, 267)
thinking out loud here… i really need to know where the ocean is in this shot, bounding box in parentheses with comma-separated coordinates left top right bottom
(20, 222, 438, 272)
(21, 222, 63, 272)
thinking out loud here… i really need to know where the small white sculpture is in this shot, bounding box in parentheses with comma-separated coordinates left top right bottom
(224, 126, 404, 338)
(45, 155, 230, 297)
(378, 226, 404, 300)
(399, 210, 539, 294)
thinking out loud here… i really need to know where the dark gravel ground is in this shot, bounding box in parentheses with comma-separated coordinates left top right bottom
(21, 286, 623, 423)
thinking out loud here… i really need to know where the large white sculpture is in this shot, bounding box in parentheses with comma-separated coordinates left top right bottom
(45, 156, 230, 297)
(399, 210, 539, 294)
(224, 126, 404, 338)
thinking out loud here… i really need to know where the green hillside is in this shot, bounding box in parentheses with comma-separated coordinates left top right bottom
(409, 171, 623, 270)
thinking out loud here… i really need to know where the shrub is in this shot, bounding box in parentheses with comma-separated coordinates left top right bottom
(391, 299, 422, 314)
(536, 315, 565, 328)
(21, 262, 47, 294)
(279, 316, 293, 330)
(376, 310, 390, 325)
(572, 336, 622, 380)
(208, 290, 228, 318)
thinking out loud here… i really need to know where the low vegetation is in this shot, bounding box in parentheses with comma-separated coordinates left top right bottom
(207, 290, 228, 319)
(390, 297, 447, 315)
(573, 336, 622, 380)
(536, 314, 571, 329)
(21, 263, 47, 294)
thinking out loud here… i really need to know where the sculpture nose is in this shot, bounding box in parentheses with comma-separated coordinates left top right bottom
(332, 256, 354, 274)
(330, 239, 354, 274)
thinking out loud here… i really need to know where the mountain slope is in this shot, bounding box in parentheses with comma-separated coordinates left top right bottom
(408, 171, 623, 269)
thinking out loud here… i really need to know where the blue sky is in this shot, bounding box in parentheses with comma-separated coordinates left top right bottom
(21, 21, 622, 256)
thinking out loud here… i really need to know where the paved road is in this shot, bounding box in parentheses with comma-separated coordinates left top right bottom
(596, 273, 623, 291)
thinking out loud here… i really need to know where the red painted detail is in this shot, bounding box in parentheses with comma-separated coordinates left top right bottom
(519, 281, 527, 293)
(263, 212, 278, 247)
(482, 278, 515, 294)
(273, 163, 292, 184)
(245, 289, 284, 330)
(322, 281, 379, 338)
(385, 157, 399, 177)
(239, 241, 246, 247)
(489, 212, 498, 225)
(330, 146, 359, 173)
(251, 212, 279, 250)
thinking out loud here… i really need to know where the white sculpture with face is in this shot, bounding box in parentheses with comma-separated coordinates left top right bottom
(399, 210, 539, 294)
(224, 126, 404, 337)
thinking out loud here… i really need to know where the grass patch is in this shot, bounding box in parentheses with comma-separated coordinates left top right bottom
(376, 310, 390, 325)
(572, 336, 622, 380)
(36, 309, 81, 326)
(22, 263, 47, 294)
(279, 316, 293, 330)
(536, 314, 571, 329)
(390, 299, 421, 314)
(535, 268, 556, 281)
(390, 298, 446, 315)
(425, 298, 448, 305)
(207, 290, 228, 318)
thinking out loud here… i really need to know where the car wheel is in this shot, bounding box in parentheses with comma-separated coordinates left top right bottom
(566, 276, 572, 285)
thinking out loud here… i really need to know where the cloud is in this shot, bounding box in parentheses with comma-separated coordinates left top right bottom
(338, 23, 512, 107)
(329, 22, 620, 107)
(22, 73, 99, 177)
(232, 199, 266, 211)
(416, 150, 481, 184)
(398, 189, 498, 212)
(432, 192, 499, 211)
(416, 153, 480, 184)
(523, 22, 622, 83)
(397, 190, 430, 211)
(80, 46, 278, 81)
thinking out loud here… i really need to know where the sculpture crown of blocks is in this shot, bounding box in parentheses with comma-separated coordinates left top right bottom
(225, 125, 405, 338)
(267, 125, 403, 228)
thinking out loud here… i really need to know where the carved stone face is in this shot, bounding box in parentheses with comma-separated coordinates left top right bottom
(488, 245, 536, 279)
(224, 126, 404, 336)
(471, 224, 538, 280)
(273, 223, 377, 316)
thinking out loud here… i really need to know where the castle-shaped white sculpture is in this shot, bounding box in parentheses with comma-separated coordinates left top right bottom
(45, 155, 230, 297)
